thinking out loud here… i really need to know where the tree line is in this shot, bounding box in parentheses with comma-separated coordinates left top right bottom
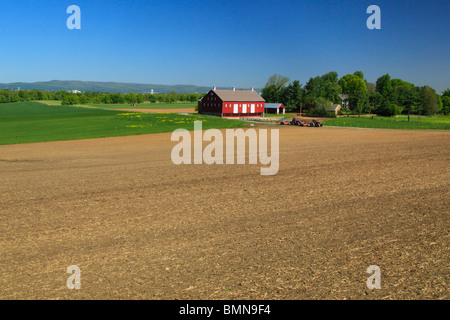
(0, 89, 204, 105)
(262, 73, 450, 117)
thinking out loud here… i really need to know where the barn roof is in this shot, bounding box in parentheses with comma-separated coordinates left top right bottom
(265, 103, 284, 109)
(213, 90, 265, 102)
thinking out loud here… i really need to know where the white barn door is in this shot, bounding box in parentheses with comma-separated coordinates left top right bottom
(251, 104, 255, 113)
(233, 104, 238, 114)
(242, 104, 247, 113)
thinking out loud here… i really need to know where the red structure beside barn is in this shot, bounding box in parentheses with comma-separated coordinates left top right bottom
(198, 88, 265, 118)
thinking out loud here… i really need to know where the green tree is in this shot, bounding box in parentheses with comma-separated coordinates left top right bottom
(29, 90, 39, 100)
(261, 85, 280, 103)
(188, 93, 199, 102)
(351, 91, 370, 116)
(354, 71, 365, 81)
(91, 96, 101, 104)
(393, 85, 422, 120)
(304, 72, 341, 104)
(339, 74, 368, 115)
(37, 90, 48, 101)
(280, 80, 303, 112)
(310, 97, 334, 116)
(55, 91, 68, 101)
(442, 89, 450, 99)
(441, 96, 450, 115)
(391, 78, 414, 88)
(147, 94, 157, 103)
(167, 91, 178, 104)
(366, 82, 376, 95)
(304, 76, 322, 98)
(369, 91, 384, 113)
(262, 74, 291, 104)
(441, 89, 450, 114)
(78, 93, 90, 104)
(125, 92, 138, 104)
(376, 74, 393, 97)
(321, 71, 339, 84)
(61, 94, 80, 105)
(422, 86, 439, 115)
(136, 94, 145, 104)
(18, 90, 31, 101)
(265, 74, 290, 91)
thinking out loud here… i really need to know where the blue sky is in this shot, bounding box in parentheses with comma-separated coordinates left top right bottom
(0, 0, 449, 92)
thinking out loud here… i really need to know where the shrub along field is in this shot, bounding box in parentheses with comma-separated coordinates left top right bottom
(324, 115, 450, 130)
(0, 102, 244, 145)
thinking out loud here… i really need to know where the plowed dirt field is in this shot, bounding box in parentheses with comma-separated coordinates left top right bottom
(0, 127, 448, 299)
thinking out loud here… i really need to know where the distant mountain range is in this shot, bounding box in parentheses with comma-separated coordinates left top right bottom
(0, 80, 237, 94)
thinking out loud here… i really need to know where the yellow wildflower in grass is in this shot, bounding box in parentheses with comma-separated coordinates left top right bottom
(117, 113, 141, 116)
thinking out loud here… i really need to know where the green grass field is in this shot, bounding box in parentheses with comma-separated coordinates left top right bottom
(262, 113, 296, 119)
(324, 115, 450, 130)
(34, 100, 196, 110)
(0, 102, 243, 145)
(86, 102, 196, 110)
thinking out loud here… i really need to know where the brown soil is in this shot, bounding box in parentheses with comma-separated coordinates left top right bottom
(0, 127, 448, 300)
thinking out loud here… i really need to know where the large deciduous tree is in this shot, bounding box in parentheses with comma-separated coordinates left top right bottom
(422, 86, 439, 115)
(441, 89, 450, 114)
(265, 74, 291, 91)
(376, 74, 393, 97)
(280, 80, 303, 112)
(304, 71, 342, 104)
(354, 71, 365, 81)
(338, 74, 368, 115)
(261, 85, 280, 103)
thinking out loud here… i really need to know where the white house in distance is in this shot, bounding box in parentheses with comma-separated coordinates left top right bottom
(339, 94, 349, 108)
(264, 103, 285, 115)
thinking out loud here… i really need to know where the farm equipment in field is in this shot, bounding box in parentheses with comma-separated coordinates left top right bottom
(289, 118, 309, 126)
(280, 117, 311, 127)
(309, 119, 323, 127)
(280, 118, 290, 125)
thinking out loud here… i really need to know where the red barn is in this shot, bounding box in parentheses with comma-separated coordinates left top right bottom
(198, 88, 265, 118)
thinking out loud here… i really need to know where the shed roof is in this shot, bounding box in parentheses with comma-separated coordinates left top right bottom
(327, 104, 341, 111)
(213, 90, 265, 102)
(265, 103, 284, 109)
